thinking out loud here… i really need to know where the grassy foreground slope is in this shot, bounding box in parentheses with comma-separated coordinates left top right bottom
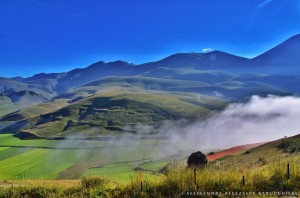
(214, 134, 300, 168)
(115, 134, 300, 196)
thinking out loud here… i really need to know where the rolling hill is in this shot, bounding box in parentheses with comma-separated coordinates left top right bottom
(6, 91, 48, 106)
(0, 90, 226, 138)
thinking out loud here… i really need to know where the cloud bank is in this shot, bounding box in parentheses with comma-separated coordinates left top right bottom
(163, 95, 300, 151)
(62, 95, 300, 156)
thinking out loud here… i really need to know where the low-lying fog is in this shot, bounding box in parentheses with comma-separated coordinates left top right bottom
(167, 95, 300, 151)
(59, 95, 300, 157)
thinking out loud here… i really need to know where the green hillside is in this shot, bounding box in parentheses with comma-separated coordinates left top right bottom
(61, 76, 210, 100)
(0, 94, 20, 117)
(1, 90, 226, 138)
(83, 76, 209, 88)
(55, 75, 292, 103)
(0, 77, 55, 98)
(0, 99, 68, 122)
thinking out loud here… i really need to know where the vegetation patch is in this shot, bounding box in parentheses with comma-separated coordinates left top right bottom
(277, 140, 300, 153)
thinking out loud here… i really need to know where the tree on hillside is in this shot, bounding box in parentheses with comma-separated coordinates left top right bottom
(187, 151, 208, 167)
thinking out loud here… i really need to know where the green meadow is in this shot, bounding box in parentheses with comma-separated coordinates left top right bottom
(0, 134, 177, 182)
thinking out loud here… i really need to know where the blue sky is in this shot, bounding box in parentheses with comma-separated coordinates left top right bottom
(0, 0, 300, 77)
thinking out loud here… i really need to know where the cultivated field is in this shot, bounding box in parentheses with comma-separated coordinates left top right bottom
(0, 134, 184, 182)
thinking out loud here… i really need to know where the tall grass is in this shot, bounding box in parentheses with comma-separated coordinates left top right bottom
(0, 157, 300, 197)
(121, 157, 300, 197)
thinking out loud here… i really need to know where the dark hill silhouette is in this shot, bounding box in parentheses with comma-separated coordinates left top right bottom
(252, 34, 300, 74)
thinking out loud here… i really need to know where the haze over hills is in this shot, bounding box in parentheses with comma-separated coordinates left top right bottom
(0, 34, 299, 138)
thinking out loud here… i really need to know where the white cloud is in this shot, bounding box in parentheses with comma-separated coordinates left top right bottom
(202, 48, 213, 53)
(122, 95, 300, 153)
(171, 95, 300, 150)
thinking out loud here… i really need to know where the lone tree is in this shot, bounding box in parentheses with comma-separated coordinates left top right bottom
(187, 151, 208, 167)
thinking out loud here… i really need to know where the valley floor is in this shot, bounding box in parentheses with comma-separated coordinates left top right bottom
(0, 134, 186, 182)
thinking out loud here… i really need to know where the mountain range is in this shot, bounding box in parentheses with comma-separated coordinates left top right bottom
(0, 34, 299, 139)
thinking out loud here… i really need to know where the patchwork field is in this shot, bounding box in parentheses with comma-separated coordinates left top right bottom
(0, 134, 185, 183)
(0, 148, 83, 180)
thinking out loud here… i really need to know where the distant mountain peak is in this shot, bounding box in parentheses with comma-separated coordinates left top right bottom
(277, 34, 300, 46)
(30, 72, 61, 80)
(12, 76, 24, 81)
(287, 34, 300, 40)
(256, 34, 300, 58)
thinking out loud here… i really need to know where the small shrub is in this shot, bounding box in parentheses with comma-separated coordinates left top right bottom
(4, 187, 60, 198)
(63, 186, 83, 197)
(258, 157, 267, 165)
(277, 141, 290, 150)
(244, 150, 251, 154)
(93, 187, 110, 198)
(207, 152, 216, 156)
(277, 140, 300, 153)
(81, 176, 106, 189)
